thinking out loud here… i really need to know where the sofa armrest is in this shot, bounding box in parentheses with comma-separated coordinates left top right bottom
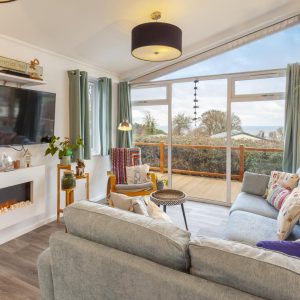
(37, 248, 55, 300)
(189, 236, 300, 300)
(241, 172, 270, 196)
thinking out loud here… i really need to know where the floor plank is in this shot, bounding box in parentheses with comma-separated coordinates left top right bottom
(0, 201, 229, 298)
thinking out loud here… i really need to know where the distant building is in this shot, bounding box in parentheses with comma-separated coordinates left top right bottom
(211, 130, 267, 141)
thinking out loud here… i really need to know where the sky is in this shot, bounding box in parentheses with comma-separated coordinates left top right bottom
(132, 23, 300, 135)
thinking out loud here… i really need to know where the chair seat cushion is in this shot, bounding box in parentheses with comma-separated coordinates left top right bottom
(230, 192, 278, 219)
(116, 182, 153, 192)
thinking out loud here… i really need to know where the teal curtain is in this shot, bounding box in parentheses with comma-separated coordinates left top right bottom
(283, 63, 300, 173)
(68, 70, 91, 160)
(98, 77, 112, 155)
(116, 82, 132, 148)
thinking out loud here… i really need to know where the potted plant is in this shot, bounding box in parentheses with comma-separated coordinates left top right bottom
(45, 136, 84, 165)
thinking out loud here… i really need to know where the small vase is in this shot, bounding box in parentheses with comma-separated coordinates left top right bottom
(61, 171, 76, 190)
(61, 155, 71, 165)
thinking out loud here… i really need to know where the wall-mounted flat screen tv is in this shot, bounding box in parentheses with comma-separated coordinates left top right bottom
(0, 85, 56, 146)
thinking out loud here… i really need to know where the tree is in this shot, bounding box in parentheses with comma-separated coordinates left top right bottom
(143, 111, 157, 135)
(173, 113, 191, 135)
(200, 110, 242, 136)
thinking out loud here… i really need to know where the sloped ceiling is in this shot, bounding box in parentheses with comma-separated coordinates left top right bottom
(0, 0, 299, 79)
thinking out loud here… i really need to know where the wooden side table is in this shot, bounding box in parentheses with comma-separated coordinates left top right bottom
(57, 164, 90, 224)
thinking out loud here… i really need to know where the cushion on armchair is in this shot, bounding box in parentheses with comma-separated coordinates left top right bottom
(111, 148, 141, 184)
(116, 182, 153, 192)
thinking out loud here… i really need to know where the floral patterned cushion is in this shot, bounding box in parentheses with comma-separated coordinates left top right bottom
(126, 164, 150, 184)
(277, 188, 300, 240)
(264, 171, 299, 198)
(266, 184, 291, 210)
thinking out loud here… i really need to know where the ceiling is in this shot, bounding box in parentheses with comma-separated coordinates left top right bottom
(0, 0, 299, 80)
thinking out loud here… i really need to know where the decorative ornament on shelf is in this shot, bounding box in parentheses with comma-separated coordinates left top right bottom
(131, 11, 182, 62)
(61, 170, 76, 190)
(24, 149, 32, 167)
(1, 152, 13, 171)
(44, 136, 84, 165)
(76, 159, 86, 177)
(0, 55, 43, 80)
(192, 80, 199, 126)
(118, 120, 132, 131)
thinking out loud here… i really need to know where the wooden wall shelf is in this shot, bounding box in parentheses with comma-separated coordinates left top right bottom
(0, 73, 46, 86)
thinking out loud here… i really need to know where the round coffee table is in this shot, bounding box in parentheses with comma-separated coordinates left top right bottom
(150, 189, 188, 230)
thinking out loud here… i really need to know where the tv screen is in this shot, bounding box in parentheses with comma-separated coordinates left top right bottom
(0, 85, 56, 146)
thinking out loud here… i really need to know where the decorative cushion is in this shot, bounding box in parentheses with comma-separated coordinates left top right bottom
(277, 187, 300, 240)
(132, 198, 149, 216)
(109, 192, 149, 216)
(109, 192, 134, 211)
(111, 148, 141, 184)
(126, 164, 150, 184)
(241, 172, 270, 196)
(265, 171, 299, 197)
(256, 240, 300, 258)
(144, 198, 172, 223)
(266, 183, 291, 210)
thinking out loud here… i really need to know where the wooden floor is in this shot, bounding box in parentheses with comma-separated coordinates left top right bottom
(0, 201, 229, 299)
(158, 173, 242, 203)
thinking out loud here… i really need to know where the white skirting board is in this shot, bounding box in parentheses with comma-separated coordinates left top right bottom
(0, 192, 106, 245)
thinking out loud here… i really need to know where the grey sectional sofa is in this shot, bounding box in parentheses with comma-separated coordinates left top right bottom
(38, 198, 300, 300)
(225, 171, 300, 245)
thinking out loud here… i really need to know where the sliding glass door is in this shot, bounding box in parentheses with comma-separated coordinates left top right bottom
(171, 80, 229, 203)
(131, 69, 286, 205)
(228, 74, 286, 203)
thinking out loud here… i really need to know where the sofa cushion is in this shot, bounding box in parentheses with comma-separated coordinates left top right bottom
(230, 192, 278, 219)
(277, 187, 300, 240)
(64, 201, 191, 272)
(266, 183, 291, 210)
(189, 236, 300, 300)
(225, 211, 300, 245)
(241, 172, 270, 196)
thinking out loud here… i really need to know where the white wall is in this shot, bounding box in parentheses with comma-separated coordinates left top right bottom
(0, 34, 119, 243)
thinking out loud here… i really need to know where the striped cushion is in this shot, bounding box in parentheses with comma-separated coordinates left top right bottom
(111, 148, 142, 184)
(266, 183, 291, 210)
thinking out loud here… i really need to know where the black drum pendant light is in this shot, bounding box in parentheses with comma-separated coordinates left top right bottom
(131, 11, 182, 62)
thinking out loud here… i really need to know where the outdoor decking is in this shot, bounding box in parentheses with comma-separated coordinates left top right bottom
(160, 173, 242, 203)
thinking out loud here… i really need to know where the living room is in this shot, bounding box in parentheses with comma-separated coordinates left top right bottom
(0, 0, 300, 299)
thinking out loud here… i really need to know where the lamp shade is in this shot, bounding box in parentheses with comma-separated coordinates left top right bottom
(131, 22, 182, 62)
(118, 120, 132, 131)
(0, 0, 16, 2)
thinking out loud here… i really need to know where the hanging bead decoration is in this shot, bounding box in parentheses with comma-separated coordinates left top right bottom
(192, 80, 199, 126)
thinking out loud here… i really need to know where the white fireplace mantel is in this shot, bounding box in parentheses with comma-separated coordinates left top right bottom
(0, 165, 45, 230)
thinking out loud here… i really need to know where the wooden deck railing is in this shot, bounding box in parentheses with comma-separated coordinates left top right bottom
(135, 141, 283, 181)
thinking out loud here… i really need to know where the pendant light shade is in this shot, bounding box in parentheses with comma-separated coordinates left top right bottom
(0, 0, 17, 3)
(118, 120, 132, 131)
(131, 12, 182, 62)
